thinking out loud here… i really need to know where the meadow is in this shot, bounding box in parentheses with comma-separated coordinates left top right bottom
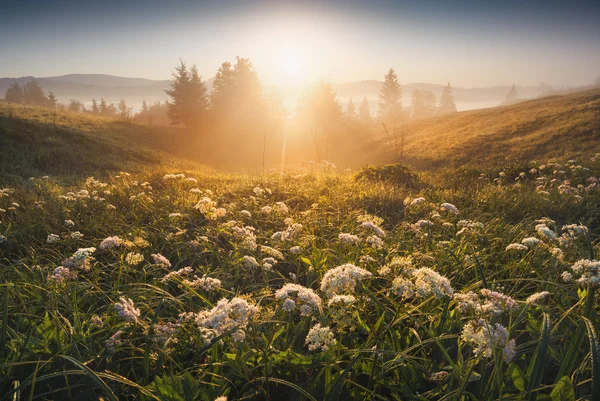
(1, 99, 600, 401)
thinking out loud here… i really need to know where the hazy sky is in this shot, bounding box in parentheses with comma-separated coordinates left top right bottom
(1, 0, 599, 88)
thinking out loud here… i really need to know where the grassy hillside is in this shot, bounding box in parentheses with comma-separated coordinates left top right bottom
(0, 102, 204, 184)
(399, 88, 600, 169)
(1, 98, 600, 400)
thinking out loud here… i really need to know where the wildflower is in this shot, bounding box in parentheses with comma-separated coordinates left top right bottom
(153, 322, 178, 344)
(47, 234, 60, 244)
(261, 245, 284, 260)
(214, 397, 228, 401)
(526, 291, 551, 305)
(454, 289, 517, 316)
(124, 252, 143, 266)
(152, 253, 171, 268)
(562, 259, 600, 287)
(276, 283, 322, 316)
(169, 212, 183, 219)
(48, 266, 73, 283)
(90, 315, 104, 329)
(505, 243, 528, 251)
(521, 237, 540, 247)
(114, 297, 141, 324)
(184, 275, 222, 292)
(366, 235, 384, 249)
(161, 266, 193, 283)
(70, 231, 84, 240)
(550, 247, 564, 261)
(440, 203, 459, 215)
(391, 277, 416, 298)
(290, 246, 301, 254)
(261, 206, 273, 214)
(64, 219, 75, 227)
(320, 264, 372, 296)
(196, 297, 258, 343)
(62, 247, 96, 271)
(231, 225, 258, 250)
(408, 268, 453, 298)
(461, 319, 516, 363)
(360, 255, 376, 265)
(99, 236, 122, 250)
(305, 323, 336, 352)
(412, 219, 433, 230)
(410, 197, 426, 206)
(242, 255, 260, 270)
(361, 221, 386, 238)
(535, 224, 557, 240)
(241, 210, 252, 218)
(339, 233, 361, 245)
(105, 330, 123, 353)
(274, 202, 289, 214)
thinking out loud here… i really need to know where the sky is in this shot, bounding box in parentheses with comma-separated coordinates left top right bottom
(1, 0, 599, 88)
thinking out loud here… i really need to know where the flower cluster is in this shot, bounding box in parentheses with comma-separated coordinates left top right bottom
(562, 259, 600, 287)
(305, 323, 336, 352)
(275, 283, 322, 316)
(320, 264, 372, 296)
(461, 319, 516, 363)
(114, 297, 141, 324)
(195, 297, 258, 343)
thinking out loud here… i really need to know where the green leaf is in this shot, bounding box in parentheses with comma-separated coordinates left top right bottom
(550, 376, 575, 401)
(508, 364, 525, 392)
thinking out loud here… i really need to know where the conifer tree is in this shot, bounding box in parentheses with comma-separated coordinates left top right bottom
(99, 98, 108, 114)
(346, 97, 357, 118)
(46, 91, 57, 108)
(359, 96, 372, 124)
(378, 68, 403, 122)
(118, 99, 132, 121)
(438, 82, 457, 115)
(91, 98, 99, 114)
(411, 89, 437, 120)
(165, 59, 209, 129)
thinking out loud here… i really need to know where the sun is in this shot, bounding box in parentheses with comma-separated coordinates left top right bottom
(278, 48, 307, 81)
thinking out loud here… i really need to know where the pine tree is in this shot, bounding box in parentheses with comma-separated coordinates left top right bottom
(210, 61, 235, 115)
(99, 98, 108, 115)
(23, 80, 47, 106)
(438, 82, 457, 115)
(4, 82, 23, 103)
(378, 68, 403, 122)
(91, 98, 99, 114)
(346, 97, 357, 118)
(165, 59, 208, 129)
(505, 84, 518, 103)
(46, 91, 57, 108)
(359, 96, 372, 124)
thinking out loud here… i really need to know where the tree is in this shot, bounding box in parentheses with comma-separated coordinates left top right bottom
(411, 89, 437, 120)
(505, 84, 518, 103)
(346, 97, 357, 119)
(117, 99, 132, 121)
(378, 68, 403, 123)
(99, 98, 108, 114)
(210, 61, 235, 115)
(4, 82, 23, 103)
(46, 91, 57, 108)
(359, 96, 372, 124)
(23, 80, 47, 106)
(68, 99, 82, 113)
(438, 82, 457, 115)
(91, 98, 99, 114)
(165, 59, 209, 129)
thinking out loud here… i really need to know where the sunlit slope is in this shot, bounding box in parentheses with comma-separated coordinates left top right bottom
(0, 103, 197, 183)
(400, 88, 600, 169)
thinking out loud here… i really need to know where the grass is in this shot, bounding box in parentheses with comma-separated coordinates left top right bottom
(0, 97, 599, 400)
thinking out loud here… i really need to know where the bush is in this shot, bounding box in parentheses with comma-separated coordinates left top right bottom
(355, 162, 419, 187)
